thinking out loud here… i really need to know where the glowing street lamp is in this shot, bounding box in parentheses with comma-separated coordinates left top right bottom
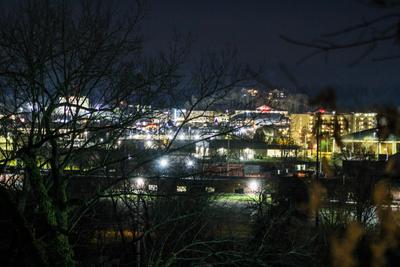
(186, 159, 194, 168)
(248, 180, 260, 193)
(135, 177, 145, 189)
(159, 157, 169, 169)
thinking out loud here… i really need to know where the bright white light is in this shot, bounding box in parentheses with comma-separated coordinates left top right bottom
(186, 159, 194, 167)
(244, 148, 255, 160)
(135, 177, 145, 188)
(159, 158, 169, 168)
(248, 180, 260, 192)
(145, 140, 153, 148)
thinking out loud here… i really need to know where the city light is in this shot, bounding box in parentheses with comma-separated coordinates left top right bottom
(243, 148, 255, 160)
(178, 133, 186, 140)
(239, 128, 247, 135)
(135, 177, 145, 188)
(145, 140, 153, 148)
(248, 180, 260, 193)
(186, 159, 194, 167)
(159, 157, 169, 168)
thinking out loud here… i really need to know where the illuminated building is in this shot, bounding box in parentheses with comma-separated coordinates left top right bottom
(290, 112, 377, 156)
(54, 96, 90, 120)
(341, 129, 400, 159)
(350, 113, 377, 132)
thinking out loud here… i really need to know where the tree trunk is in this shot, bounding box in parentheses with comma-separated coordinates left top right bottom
(24, 153, 75, 267)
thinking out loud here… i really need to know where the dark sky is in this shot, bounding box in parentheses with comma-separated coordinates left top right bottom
(2, 0, 398, 106)
(141, 0, 400, 106)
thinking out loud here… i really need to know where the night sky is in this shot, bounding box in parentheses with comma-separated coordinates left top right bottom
(141, 0, 400, 107)
(2, 0, 399, 106)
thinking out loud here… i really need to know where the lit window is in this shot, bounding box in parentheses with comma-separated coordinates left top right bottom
(177, 186, 187, 192)
(149, 184, 158, 191)
(205, 187, 215, 193)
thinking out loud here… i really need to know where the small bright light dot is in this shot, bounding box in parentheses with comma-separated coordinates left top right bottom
(186, 159, 194, 167)
(248, 180, 260, 192)
(159, 158, 169, 168)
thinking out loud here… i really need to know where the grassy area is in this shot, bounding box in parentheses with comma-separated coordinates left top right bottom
(213, 193, 259, 203)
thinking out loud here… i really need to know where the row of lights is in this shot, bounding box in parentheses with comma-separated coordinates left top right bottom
(134, 177, 261, 193)
(158, 157, 195, 169)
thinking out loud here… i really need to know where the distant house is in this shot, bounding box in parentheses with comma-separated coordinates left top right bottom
(196, 139, 299, 159)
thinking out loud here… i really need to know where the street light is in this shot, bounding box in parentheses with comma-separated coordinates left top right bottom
(248, 180, 260, 193)
(186, 159, 194, 168)
(159, 157, 169, 169)
(135, 177, 145, 189)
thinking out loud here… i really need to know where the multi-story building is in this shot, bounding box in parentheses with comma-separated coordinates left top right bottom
(266, 89, 309, 113)
(290, 111, 377, 156)
(350, 113, 377, 132)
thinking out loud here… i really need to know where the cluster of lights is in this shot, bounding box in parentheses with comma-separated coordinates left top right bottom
(158, 156, 195, 169)
(133, 177, 260, 194)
